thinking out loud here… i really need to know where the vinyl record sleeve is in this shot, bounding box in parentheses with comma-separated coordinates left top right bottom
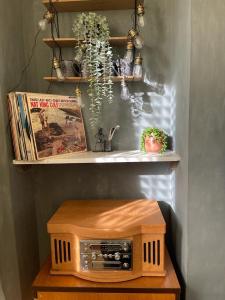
(26, 93, 87, 160)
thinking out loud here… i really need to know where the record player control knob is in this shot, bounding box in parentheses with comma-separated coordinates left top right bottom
(91, 252, 97, 260)
(123, 243, 129, 252)
(108, 254, 113, 259)
(114, 252, 121, 261)
(103, 254, 108, 259)
(123, 262, 129, 269)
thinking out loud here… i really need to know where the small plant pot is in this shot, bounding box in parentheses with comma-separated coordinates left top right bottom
(144, 136, 163, 153)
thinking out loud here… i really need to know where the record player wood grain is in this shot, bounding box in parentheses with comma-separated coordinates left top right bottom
(48, 199, 166, 282)
(48, 199, 166, 237)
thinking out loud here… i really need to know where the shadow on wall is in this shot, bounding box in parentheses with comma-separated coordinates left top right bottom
(0, 279, 6, 300)
(158, 199, 186, 299)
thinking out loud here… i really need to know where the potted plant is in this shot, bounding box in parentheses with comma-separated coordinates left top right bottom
(141, 128, 167, 153)
(73, 13, 113, 128)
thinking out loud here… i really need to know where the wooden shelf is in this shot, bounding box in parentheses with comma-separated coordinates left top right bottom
(13, 150, 180, 165)
(43, 37, 129, 48)
(42, 0, 136, 12)
(43, 76, 142, 83)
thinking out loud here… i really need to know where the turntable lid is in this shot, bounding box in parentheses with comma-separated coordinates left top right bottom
(47, 199, 166, 236)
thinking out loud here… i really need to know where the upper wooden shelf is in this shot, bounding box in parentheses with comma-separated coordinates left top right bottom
(43, 76, 142, 83)
(13, 150, 180, 165)
(43, 37, 129, 48)
(42, 0, 136, 12)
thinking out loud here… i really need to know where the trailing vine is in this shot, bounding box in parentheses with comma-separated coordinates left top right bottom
(73, 13, 113, 128)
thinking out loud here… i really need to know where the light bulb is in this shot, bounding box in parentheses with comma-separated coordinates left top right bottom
(38, 18, 48, 31)
(137, 4, 145, 28)
(133, 54, 143, 78)
(134, 35, 144, 49)
(124, 49, 134, 64)
(120, 79, 130, 101)
(138, 15, 145, 28)
(38, 11, 54, 31)
(75, 87, 84, 107)
(124, 41, 134, 63)
(128, 29, 144, 49)
(55, 68, 65, 81)
(133, 64, 143, 77)
(53, 57, 65, 81)
(74, 48, 83, 64)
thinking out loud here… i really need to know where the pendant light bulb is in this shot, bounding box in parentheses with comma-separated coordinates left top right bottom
(134, 35, 144, 49)
(53, 57, 65, 81)
(75, 87, 84, 107)
(128, 29, 144, 49)
(74, 47, 83, 64)
(137, 4, 145, 28)
(38, 11, 54, 31)
(120, 78, 130, 101)
(124, 41, 134, 64)
(133, 53, 143, 78)
(38, 19, 48, 31)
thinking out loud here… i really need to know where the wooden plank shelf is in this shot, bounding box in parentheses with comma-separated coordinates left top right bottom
(43, 37, 129, 48)
(43, 76, 142, 83)
(13, 151, 180, 165)
(42, 0, 136, 12)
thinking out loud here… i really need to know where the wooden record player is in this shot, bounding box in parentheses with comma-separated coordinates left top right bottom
(47, 199, 166, 282)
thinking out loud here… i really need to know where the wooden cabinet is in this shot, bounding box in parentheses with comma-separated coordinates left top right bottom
(33, 250, 180, 300)
(37, 292, 176, 300)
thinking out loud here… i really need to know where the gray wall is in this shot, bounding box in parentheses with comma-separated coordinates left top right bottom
(23, 0, 179, 263)
(187, 1, 225, 299)
(1, 1, 225, 300)
(172, 0, 191, 283)
(0, 1, 39, 300)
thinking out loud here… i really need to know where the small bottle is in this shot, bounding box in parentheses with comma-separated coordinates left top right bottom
(133, 53, 143, 78)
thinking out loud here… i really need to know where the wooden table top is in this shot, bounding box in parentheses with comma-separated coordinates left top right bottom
(33, 249, 180, 294)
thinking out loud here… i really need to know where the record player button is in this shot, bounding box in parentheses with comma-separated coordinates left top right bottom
(114, 252, 121, 261)
(108, 254, 113, 259)
(123, 262, 129, 269)
(103, 254, 108, 259)
(123, 254, 129, 259)
(92, 252, 97, 260)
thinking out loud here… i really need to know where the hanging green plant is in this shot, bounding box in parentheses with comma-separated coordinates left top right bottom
(72, 12, 113, 128)
(141, 128, 168, 153)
